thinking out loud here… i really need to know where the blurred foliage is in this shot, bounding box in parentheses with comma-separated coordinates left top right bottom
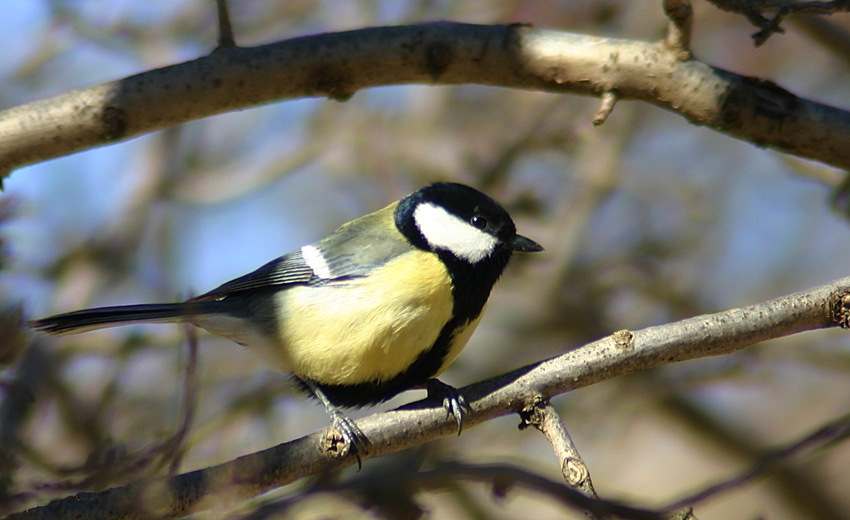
(2, 0, 850, 518)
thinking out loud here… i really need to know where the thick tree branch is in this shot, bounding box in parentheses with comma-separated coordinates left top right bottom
(2, 22, 850, 176)
(8, 276, 850, 519)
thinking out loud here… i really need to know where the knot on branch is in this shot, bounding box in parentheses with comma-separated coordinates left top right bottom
(563, 457, 590, 487)
(517, 396, 549, 430)
(612, 329, 635, 350)
(829, 291, 850, 328)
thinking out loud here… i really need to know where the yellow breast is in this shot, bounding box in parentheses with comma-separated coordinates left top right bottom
(274, 250, 455, 386)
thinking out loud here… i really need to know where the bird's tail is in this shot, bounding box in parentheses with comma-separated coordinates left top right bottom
(28, 302, 223, 336)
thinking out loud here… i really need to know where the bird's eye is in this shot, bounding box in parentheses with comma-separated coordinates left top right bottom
(470, 215, 488, 229)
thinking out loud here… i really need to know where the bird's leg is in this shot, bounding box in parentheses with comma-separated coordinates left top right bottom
(300, 378, 369, 469)
(425, 379, 468, 435)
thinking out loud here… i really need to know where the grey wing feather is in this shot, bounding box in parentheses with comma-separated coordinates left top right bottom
(192, 204, 414, 300)
(191, 249, 315, 301)
(311, 208, 415, 279)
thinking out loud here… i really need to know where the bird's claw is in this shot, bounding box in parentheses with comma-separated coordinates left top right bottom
(426, 379, 468, 435)
(328, 409, 369, 470)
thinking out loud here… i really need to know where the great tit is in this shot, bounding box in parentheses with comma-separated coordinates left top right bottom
(29, 182, 543, 458)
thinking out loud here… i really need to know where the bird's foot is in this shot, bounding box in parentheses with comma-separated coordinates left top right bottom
(426, 379, 468, 435)
(300, 378, 369, 469)
(326, 408, 369, 470)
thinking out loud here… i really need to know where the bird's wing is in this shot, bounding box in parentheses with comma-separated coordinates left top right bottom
(190, 250, 316, 301)
(191, 203, 414, 301)
(307, 201, 414, 279)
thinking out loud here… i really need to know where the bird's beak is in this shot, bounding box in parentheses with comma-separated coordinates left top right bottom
(511, 235, 544, 253)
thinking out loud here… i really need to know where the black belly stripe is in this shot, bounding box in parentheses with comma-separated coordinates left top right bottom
(308, 248, 512, 408)
(304, 317, 461, 407)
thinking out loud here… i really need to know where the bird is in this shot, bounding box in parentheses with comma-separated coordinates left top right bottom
(29, 182, 543, 462)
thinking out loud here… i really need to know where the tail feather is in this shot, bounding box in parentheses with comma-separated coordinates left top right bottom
(28, 302, 222, 335)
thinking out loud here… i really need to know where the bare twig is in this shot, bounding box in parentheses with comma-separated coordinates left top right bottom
(3, 23, 850, 176)
(419, 463, 665, 520)
(242, 460, 672, 520)
(593, 90, 618, 125)
(661, 409, 850, 512)
(770, 0, 850, 14)
(708, 0, 850, 45)
(7, 276, 850, 519)
(663, 0, 694, 57)
(521, 401, 595, 492)
(165, 325, 200, 475)
(658, 394, 850, 519)
(214, 0, 236, 48)
(519, 400, 604, 520)
(790, 14, 850, 67)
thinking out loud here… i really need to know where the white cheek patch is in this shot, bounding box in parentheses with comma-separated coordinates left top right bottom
(413, 203, 498, 263)
(301, 245, 332, 279)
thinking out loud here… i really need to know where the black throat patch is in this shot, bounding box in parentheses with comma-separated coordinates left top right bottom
(309, 197, 514, 407)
